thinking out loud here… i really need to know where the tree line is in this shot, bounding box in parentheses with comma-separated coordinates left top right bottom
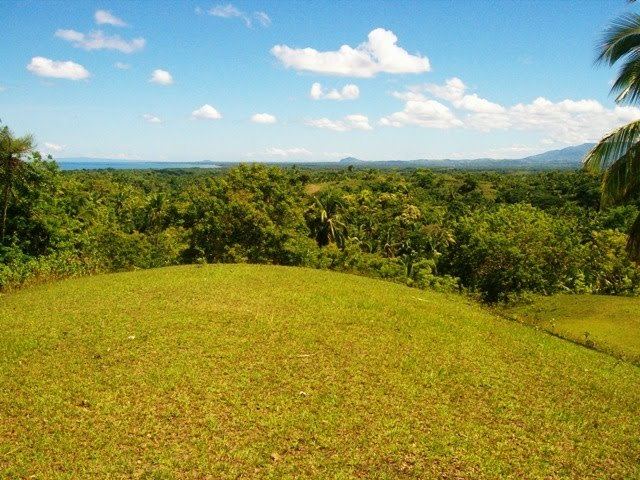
(1, 128, 639, 302)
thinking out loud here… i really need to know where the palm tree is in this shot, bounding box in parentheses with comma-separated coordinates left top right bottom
(0, 124, 35, 242)
(307, 192, 347, 247)
(584, 12, 640, 260)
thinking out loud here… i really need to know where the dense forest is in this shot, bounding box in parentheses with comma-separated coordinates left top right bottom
(3, 151, 640, 302)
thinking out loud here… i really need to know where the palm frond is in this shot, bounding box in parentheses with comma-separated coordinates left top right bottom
(597, 13, 640, 67)
(611, 51, 640, 103)
(600, 142, 640, 206)
(583, 119, 640, 172)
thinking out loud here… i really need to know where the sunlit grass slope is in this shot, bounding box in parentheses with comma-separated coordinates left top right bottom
(504, 294, 640, 365)
(1, 265, 639, 479)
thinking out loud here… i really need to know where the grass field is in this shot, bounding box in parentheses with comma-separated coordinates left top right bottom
(503, 294, 640, 365)
(1, 265, 639, 479)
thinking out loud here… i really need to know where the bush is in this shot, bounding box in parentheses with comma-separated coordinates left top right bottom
(444, 204, 585, 301)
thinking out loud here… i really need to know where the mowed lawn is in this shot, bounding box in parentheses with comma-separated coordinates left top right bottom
(1, 265, 639, 479)
(504, 294, 640, 365)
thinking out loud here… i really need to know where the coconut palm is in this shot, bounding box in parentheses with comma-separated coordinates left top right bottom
(584, 12, 640, 260)
(0, 125, 35, 242)
(307, 192, 347, 247)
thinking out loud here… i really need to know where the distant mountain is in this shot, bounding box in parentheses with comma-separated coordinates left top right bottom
(518, 143, 594, 165)
(55, 143, 596, 171)
(339, 156, 365, 165)
(338, 143, 595, 170)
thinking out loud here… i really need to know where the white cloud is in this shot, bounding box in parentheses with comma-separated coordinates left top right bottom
(272, 28, 430, 78)
(55, 29, 145, 54)
(310, 82, 359, 100)
(380, 99, 463, 129)
(309, 82, 323, 100)
(306, 114, 372, 132)
(423, 77, 466, 102)
(114, 62, 130, 70)
(207, 4, 270, 28)
(27, 56, 90, 80)
(84, 152, 141, 160)
(95, 10, 127, 27)
(210, 4, 244, 18)
(422, 77, 505, 113)
(391, 90, 427, 102)
(506, 97, 640, 144)
(192, 104, 222, 120)
(444, 144, 546, 160)
(149, 69, 173, 85)
(0, 85, 5, 92)
(254, 11, 271, 27)
(456, 93, 505, 114)
(143, 114, 162, 124)
(260, 147, 312, 158)
(385, 76, 640, 143)
(44, 142, 65, 152)
(251, 113, 277, 124)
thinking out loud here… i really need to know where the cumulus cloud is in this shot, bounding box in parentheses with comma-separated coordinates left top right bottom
(149, 69, 173, 85)
(192, 104, 222, 120)
(95, 10, 128, 27)
(383, 76, 640, 144)
(423, 77, 466, 102)
(310, 82, 359, 100)
(206, 4, 270, 28)
(380, 99, 463, 129)
(114, 62, 130, 70)
(420, 77, 505, 113)
(306, 114, 372, 132)
(272, 28, 429, 77)
(27, 56, 90, 80)
(55, 29, 145, 53)
(506, 97, 640, 144)
(44, 142, 65, 152)
(251, 113, 277, 124)
(143, 114, 162, 124)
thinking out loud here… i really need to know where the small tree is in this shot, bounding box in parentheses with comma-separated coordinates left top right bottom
(0, 124, 35, 242)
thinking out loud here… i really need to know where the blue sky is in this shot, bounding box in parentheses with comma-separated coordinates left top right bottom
(1, 0, 638, 161)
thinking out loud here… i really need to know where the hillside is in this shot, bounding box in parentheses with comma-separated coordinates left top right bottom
(503, 294, 640, 365)
(1, 265, 639, 478)
(337, 143, 594, 170)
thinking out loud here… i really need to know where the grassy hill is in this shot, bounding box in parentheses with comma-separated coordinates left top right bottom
(1, 265, 639, 479)
(503, 294, 640, 365)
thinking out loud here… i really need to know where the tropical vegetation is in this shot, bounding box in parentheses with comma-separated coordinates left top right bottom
(1, 121, 639, 302)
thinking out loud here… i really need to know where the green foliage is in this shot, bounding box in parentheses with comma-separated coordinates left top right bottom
(597, 13, 640, 104)
(181, 164, 308, 264)
(444, 204, 585, 301)
(584, 11, 640, 259)
(0, 151, 638, 301)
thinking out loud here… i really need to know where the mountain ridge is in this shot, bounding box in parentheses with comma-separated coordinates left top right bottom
(56, 143, 595, 170)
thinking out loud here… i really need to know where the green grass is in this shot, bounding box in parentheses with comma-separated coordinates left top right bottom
(1, 265, 639, 479)
(503, 294, 640, 365)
